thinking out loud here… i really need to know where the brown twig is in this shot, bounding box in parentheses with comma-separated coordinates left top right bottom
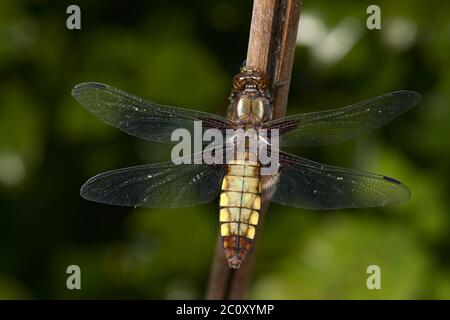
(205, 0, 302, 300)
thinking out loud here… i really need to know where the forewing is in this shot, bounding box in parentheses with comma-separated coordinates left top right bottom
(80, 161, 225, 208)
(266, 152, 411, 210)
(72, 82, 232, 143)
(263, 91, 420, 146)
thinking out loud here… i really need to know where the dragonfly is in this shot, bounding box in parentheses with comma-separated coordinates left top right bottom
(72, 67, 420, 269)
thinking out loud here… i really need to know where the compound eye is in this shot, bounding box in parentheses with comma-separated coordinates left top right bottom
(233, 80, 245, 91)
(252, 100, 265, 120)
(237, 97, 251, 119)
(257, 80, 267, 90)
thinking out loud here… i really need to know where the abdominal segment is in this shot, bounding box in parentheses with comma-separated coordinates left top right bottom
(219, 161, 261, 269)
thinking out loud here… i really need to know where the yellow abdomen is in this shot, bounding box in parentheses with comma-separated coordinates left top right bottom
(219, 156, 261, 268)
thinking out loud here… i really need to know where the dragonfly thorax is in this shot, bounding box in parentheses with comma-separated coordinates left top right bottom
(233, 96, 270, 124)
(229, 67, 272, 125)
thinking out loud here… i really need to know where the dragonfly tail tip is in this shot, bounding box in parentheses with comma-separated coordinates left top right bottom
(228, 257, 242, 269)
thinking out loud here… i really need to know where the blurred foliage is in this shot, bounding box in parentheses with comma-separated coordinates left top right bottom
(0, 0, 449, 299)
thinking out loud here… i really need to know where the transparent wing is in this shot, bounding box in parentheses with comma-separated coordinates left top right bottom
(263, 91, 420, 146)
(72, 82, 233, 143)
(266, 151, 411, 210)
(80, 161, 225, 208)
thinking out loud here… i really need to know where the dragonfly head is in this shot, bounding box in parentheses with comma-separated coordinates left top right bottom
(230, 67, 272, 123)
(232, 67, 269, 92)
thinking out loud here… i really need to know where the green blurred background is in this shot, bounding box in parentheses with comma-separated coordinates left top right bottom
(0, 0, 449, 299)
